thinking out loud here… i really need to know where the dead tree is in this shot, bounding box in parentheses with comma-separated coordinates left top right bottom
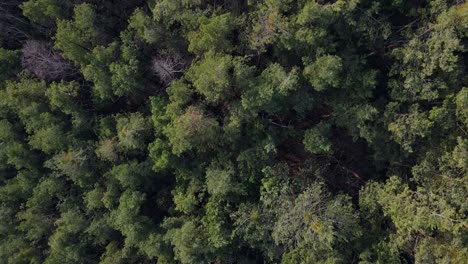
(151, 54, 186, 85)
(0, 0, 30, 47)
(21, 40, 75, 80)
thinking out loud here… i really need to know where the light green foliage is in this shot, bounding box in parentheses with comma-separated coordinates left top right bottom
(0, 120, 16, 143)
(360, 175, 468, 263)
(248, 0, 292, 52)
(148, 139, 173, 172)
(98, 242, 127, 264)
(2, 142, 37, 171)
(414, 237, 468, 264)
(3, 77, 48, 120)
(148, 96, 173, 172)
(294, 1, 336, 47)
(128, 8, 160, 44)
(332, 103, 378, 142)
(46, 209, 90, 264)
(389, 5, 463, 102)
(111, 160, 153, 190)
(165, 80, 193, 118)
(3, 78, 70, 153)
(165, 106, 220, 154)
(273, 183, 361, 262)
(116, 113, 151, 152)
(84, 187, 105, 211)
(234, 178, 361, 263)
(304, 55, 342, 91)
(54, 4, 99, 65)
(97, 116, 116, 139)
(450, 137, 468, 171)
(21, 0, 68, 26)
(456, 87, 468, 126)
(81, 32, 143, 100)
(109, 190, 152, 247)
(242, 63, 298, 113)
(17, 177, 64, 242)
(232, 202, 277, 260)
(109, 58, 140, 96)
(188, 13, 235, 54)
(109, 31, 142, 97)
(28, 124, 67, 154)
(388, 104, 434, 152)
(205, 163, 244, 197)
(46, 81, 80, 114)
(173, 180, 203, 215)
(46, 148, 92, 187)
(82, 43, 117, 100)
(187, 53, 233, 103)
(202, 198, 231, 250)
(96, 138, 119, 162)
(0, 169, 38, 202)
(163, 218, 210, 264)
(152, 0, 204, 31)
(303, 122, 332, 154)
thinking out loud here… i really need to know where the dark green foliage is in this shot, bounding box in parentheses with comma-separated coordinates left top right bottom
(0, 0, 467, 263)
(0, 49, 20, 84)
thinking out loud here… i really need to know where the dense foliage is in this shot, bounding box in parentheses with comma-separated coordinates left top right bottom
(0, 0, 467, 263)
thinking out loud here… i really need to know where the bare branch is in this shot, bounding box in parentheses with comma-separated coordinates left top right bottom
(21, 40, 76, 80)
(0, 0, 30, 44)
(151, 54, 186, 85)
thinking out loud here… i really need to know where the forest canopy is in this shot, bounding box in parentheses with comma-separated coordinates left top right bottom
(0, 0, 467, 263)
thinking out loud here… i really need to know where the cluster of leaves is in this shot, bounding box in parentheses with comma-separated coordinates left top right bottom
(0, 0, 467, 263)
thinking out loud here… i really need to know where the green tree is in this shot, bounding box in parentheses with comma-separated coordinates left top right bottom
(187, 52, 234, 103)
(188, 13, 235, 55)
(303, 55, 342, 91)
(165, 106, 220, 155)
(54, 3, 99, 66)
